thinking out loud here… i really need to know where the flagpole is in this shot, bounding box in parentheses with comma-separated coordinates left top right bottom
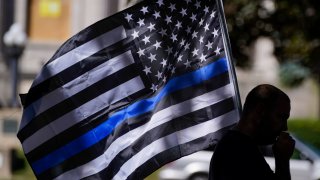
(216, 0, 243, 115)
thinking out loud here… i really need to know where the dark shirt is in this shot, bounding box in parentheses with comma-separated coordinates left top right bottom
(209, 130, 275, 180)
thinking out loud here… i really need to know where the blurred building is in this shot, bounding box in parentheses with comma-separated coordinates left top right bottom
(0, 0, 132, 106)
(0, 108, 21, 179)
(236, 38, 319, 119)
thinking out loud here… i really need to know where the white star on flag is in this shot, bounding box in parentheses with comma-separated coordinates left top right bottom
(204, 6, 209, 14)
(137, 18, 145, 27)
(210, 11, 216, 19)
(125, 13, 133, 22)
(153, 41, 162, 50)
(192, 48, 199, 56)
(170, 33, 178, 42)
(141, 6, 149, 14)
(143, 66, 152, 75)
(199, 36, 204, 44)
(165, 47, 173, 54)
(177, 55, 183, 62)
(200, 53, 206, 62)
(137, 48, 145, 57)
(131, 30, 139, 39)
(159, 28, 167, 37)
(150, 83, 158, 92)
(165, 15, 172, 24)
(190, 13, 197, 22)
(192, 31, 198, 39)
(142, 35, 151, 44)
(215, 47, 221, 55)
(186, 26, 192, 34)
(204, 23, 210, 32)
(184, 42, 190, 50)
(199, 18, 204, 26)
(156, 0, 164, 7)
(195, 1, 201, 9)
(171, 66, 176, 74)
(155, 71, 163, 80)
(180, 8, 187, 17)
(160, 59, 167, 68)
(206, 41, 213, 50)
(176, 21, 182, 30)
(169, 3, 176, 12)
(148, 53, 157, 62)
(185, 0, 192, 4)
(184, 60, 192, 68)
(147, 23, 156, 32)
(212, 28, 219, 37)
(180, 39, 186, 47)
(153, 11, 161, 19)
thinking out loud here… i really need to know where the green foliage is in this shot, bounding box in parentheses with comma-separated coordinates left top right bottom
(224, 0, 320, 85)
(12, 150, 36, 180)
(145, 169, 160, 180)
(10, 149, 26, 173)
(279, 62, 310, 87)
(288, 119, 320, 150)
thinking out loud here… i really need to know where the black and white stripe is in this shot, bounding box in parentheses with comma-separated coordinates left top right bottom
(20, 68, 145, 150)
(19, 26, 136, 131)
(32, 26, 127, 87)
(27, 50, 136, 119)
(52, 84, 237, 180)
(25, 72, 230, 164)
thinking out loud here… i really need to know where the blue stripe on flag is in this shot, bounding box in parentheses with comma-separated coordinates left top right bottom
(31, 58, 229, 174)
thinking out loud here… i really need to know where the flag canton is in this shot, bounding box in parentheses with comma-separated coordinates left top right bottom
(123, 0, 224, 93)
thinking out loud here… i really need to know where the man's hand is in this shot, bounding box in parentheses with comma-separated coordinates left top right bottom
(272, 132, 295, 180)
(273, 132, 295, 160)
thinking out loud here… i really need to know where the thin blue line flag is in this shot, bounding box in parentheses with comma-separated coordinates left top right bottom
(17, 0, 241, 179)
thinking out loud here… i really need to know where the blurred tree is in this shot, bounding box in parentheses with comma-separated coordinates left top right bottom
(224, 0, 320, 87)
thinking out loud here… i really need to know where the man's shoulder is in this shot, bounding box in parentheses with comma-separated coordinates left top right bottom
(218, 130, 252, 146)
(210, 132, 276, 180)
(213, 130, 258, 158)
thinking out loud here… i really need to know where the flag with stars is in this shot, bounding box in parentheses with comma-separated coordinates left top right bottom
(17, 0, 241, 179)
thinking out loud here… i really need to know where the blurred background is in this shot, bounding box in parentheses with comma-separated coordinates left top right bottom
(0, 0, 318, 179)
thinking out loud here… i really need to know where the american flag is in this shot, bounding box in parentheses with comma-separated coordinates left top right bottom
(17, 0, 241, 179)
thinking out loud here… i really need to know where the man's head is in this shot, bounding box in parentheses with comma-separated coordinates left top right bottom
(240, 84, 290, 145)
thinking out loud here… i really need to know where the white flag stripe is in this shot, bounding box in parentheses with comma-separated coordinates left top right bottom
(114, 110, 238, 180)
(53, 84, 235, 180)
(23, 76, 145, 153)
(32, 26, 127, 87)
(20, 51, 135, 129)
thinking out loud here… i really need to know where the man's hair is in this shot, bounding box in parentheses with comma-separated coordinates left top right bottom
(242, 84, 290, 117)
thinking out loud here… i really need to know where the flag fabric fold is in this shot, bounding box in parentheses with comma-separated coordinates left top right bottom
(18, 0, 241, 179)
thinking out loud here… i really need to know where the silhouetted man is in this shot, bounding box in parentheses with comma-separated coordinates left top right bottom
(209, 84, 295, 180)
